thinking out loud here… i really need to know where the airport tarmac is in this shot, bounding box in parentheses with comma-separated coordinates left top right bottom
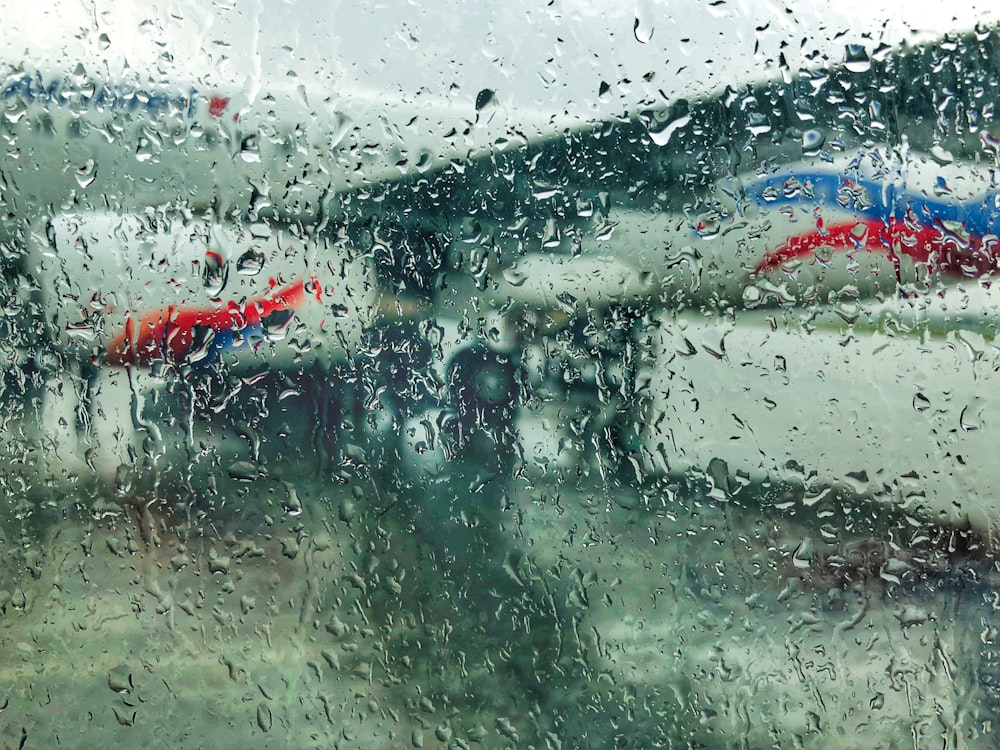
(0, 382, 998, 749)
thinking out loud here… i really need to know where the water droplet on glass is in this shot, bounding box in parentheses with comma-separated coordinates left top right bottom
(647, 112, 691, 147)
(961, 403, 982, 432)
(326, 615, 348, 637)
(814, 244, 834, 267)
(694, 213, 720, 239)
(282, 482, 302, 516)
(108, 664, 133, 694)
(475, 89, 496, 111)
(321, 649, 340, 670)
(844, 44, 871, 73)
(256, 702, 273, 732)
(65, 320, 97, 342)
(747, 112, 771, 135)
(228, 460, 267, 481)
(895, 605, 930, 627)
(237, 249, 265, 276)
(849, 223, 869, 245)
(930, 145, 955, 165)
(633, 10, 654, 43)
(981, 131, 1000, 162)
(792, 538, 814, 569)
(326, 110, 353, 150)
(75, 159, 97, 188)
(802, 129, 824, 154)
(203, 249, 228, 296)
(240, 135, 260, 163)
(435, 723, 453, 743)
(502, 266, 528, 287)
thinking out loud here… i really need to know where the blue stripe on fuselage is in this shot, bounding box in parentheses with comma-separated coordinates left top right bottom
(749, 169, 1000, 237)
(0, 72, 197, 117)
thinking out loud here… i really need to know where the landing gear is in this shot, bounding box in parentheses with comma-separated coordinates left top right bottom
(448, 345, 520, 429)
(370, 225, 446, 298)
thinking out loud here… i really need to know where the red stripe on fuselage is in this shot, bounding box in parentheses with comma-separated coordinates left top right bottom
(753, 219, 999, 279)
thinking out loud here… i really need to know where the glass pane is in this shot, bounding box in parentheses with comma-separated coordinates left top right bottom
(3, 1, 1000, 746)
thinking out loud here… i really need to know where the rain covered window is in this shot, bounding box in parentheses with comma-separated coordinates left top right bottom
(4, 0, 1000, 746)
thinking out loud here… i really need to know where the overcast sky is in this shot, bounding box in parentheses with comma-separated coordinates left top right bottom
(2, 0, 998, 125)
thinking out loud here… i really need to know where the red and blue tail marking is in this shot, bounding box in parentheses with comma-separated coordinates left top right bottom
(106, 277, 323, 367)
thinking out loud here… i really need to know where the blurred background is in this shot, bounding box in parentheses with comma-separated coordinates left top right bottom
(3, 1, 1000, 747)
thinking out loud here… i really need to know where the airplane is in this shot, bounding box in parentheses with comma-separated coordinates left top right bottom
(2, 0, 1000, 544)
